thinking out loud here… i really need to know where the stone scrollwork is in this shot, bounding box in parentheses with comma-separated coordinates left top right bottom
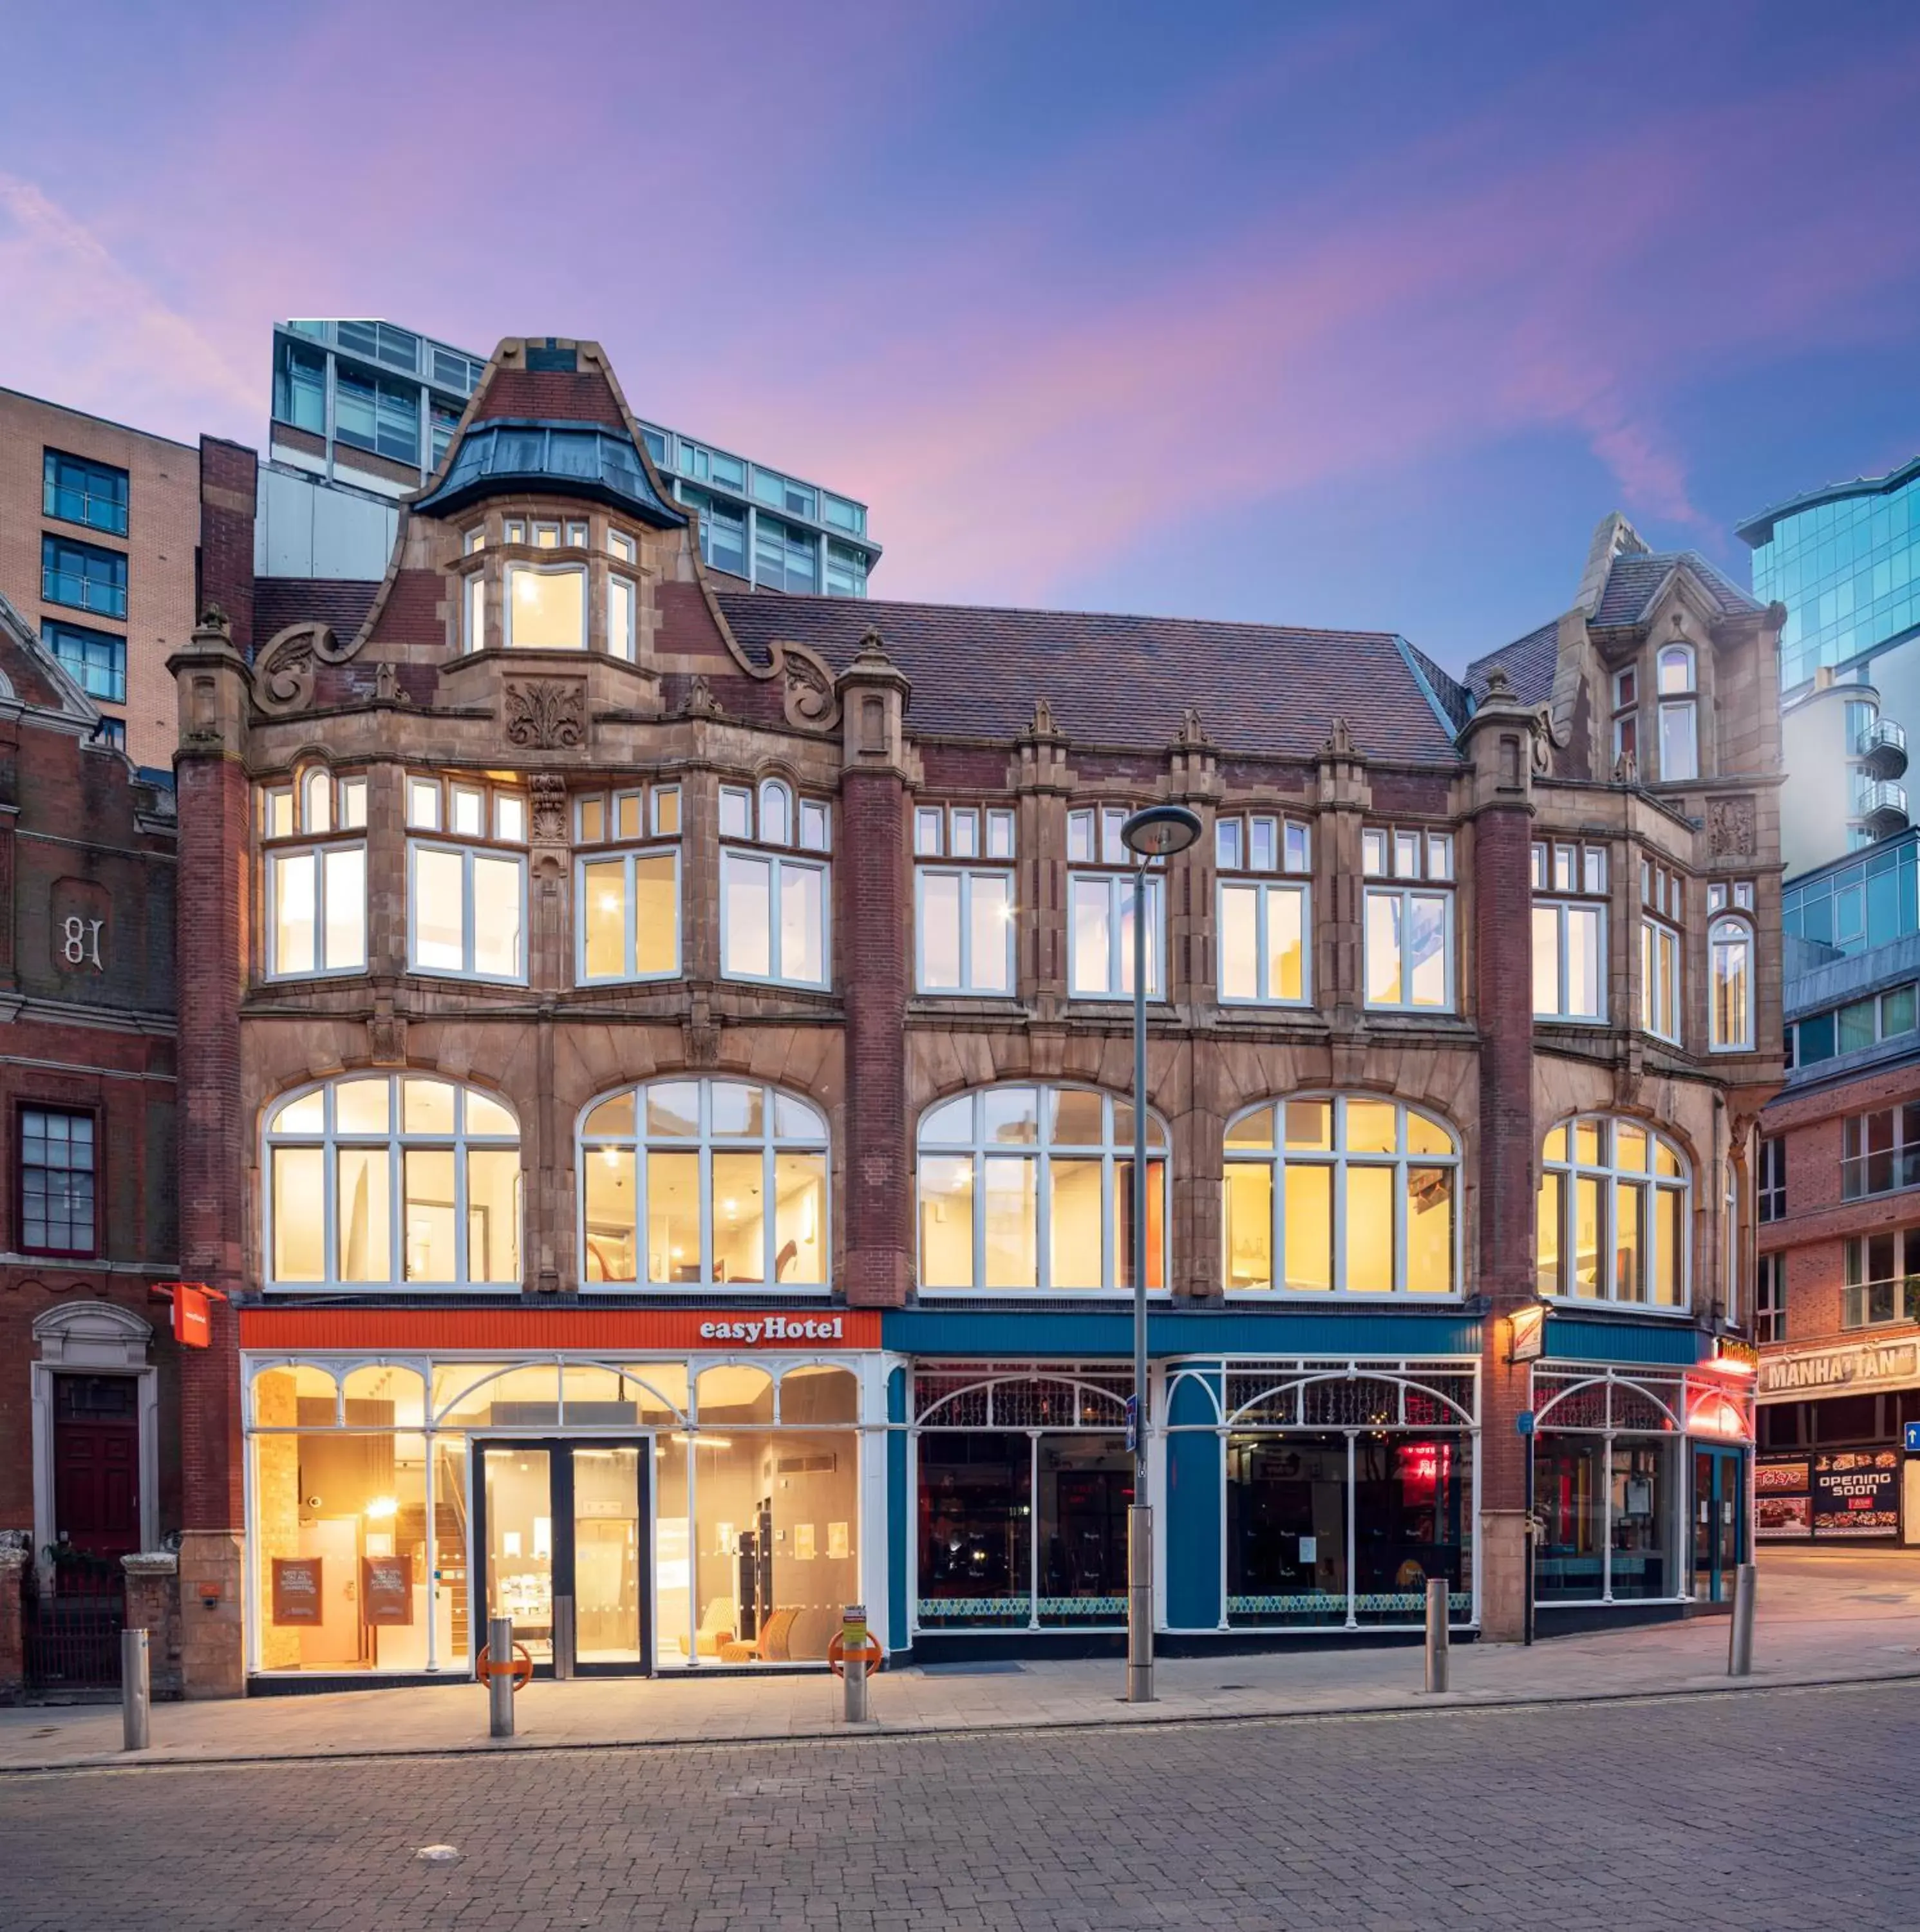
(250, 622, 353, 714)
(1707, 794, 1758, 859)
(529, 772, 570, 842)
(773, 641, 840, 733)
(502, 679, 587, 750)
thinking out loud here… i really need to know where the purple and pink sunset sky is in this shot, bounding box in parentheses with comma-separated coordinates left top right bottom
(5, 0, 1919, 672)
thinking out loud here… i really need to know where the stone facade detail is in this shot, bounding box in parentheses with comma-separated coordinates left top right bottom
(503, 678, 587, 749)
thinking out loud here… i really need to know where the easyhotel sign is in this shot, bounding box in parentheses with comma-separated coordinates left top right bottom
(238, 1305, 881, 1352)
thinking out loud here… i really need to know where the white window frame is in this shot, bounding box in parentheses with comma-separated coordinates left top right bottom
(261, 1074, 522, 1294)
(607, 573, 637, 661)
(503, 559, 588, 650)
(1068, 871, 1165, 999)
(1531, 840, 1608, 1023)
(260, 773, 368, 981)
(576, 1077, 831, 1293)
(1362, 886, 1454, 1012)
(408, 839, 529, 983)
(1221, 1094, 1461, 1298)
(1708, 916, 1754, 1052)
(914, 1084, 1169, 1294)
(1537, 1115, 1690, 1312)
(574, 844, 682, 985)
(916, 866, 1016, 996)
(1640, 915, 1681, 1043)
(719, 848, 831, 990)
(1216, 878, 1311, 1005)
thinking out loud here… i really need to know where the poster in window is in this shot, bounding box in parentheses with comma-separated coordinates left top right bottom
(1812, 1449, 1900, 1537)
(1756, 1456, 1813, 1540)
(271, 1557, 323, 1625)
(362, 1555, 414, 1626)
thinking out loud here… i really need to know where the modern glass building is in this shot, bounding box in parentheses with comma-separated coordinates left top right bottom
(1742, 456, 1920, 694)
(259, 319, 879, 594)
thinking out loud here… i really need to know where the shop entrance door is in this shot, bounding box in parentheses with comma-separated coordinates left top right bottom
(473, 1441, 650, 1676)
(1692, 1447, 1745, 1604)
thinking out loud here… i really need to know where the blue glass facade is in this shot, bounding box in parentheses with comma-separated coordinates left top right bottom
(1744, 458, 1920, 689)
(1782, 829, 1920, 957)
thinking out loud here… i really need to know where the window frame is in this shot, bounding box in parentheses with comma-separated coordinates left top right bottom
(1841, 1104, 1920, 1202)
(916, 865, 1017, 996)
(403, 775, 529, 985)
(914, 1084, 1169, 1296)
(502, 558, 589, 650)
(1757, 1137, 1785, 1224)
(41, 618, 127, 704)
(41, 532, 127, 620)
(1755, 1252, 1785, 1345)
(1708, 915, 1755, 1052)
(1067, 871, 1166, 1001)
(1220, 1094, 1461, 1299)
(1216, 876, 1311, 1006)
(576, 1078, 831, 1293)
(1531, 840, 1608, 1023)
(719, 847, 831, 990)
(259, 772, 369, 981)
(261, 1075, 522, 1294)
(1536, 1115, 1691, 1313)
(17, 1104, 99, 1259)
(1842, 1227, 1920, 1331)
(573, 843, 682, 986)
(42, 448, 129, 537)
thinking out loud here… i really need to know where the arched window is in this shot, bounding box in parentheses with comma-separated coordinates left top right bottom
(916, 1084, 1167, 1292)
(1537, 1117, 1688, 1309)
(1709, 917, 1753, 1051)
(758, 778, 792, 847)
(1223, 1095, 1458, 1296)
(1656, 645, 1698, 782)
(579, 1078, 828, 1289)
(265, 1075, 521, 1291)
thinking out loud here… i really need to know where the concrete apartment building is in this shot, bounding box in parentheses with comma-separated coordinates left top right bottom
(126, 340, 1779, 1697)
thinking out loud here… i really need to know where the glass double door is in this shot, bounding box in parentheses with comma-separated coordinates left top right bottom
(475, 1441, 649, 1676)
(1692, 1446, 1746, 1604)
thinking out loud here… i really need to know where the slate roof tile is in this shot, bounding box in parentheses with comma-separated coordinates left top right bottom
(252, 578, 381, 652)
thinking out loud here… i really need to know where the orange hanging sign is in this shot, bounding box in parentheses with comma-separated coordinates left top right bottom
(152, 1280, 226, 1349)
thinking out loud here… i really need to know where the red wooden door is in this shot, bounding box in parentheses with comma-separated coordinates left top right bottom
(53, 1376, 140, 1558)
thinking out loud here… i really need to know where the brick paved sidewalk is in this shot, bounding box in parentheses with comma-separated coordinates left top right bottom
(5, 1546, 1917, 1772)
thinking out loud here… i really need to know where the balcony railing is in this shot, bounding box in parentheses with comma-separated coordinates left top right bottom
(1859, 778, 1910, 837)
(1858, 716, 1910, 781)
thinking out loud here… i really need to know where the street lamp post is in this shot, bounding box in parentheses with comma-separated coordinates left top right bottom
(1118, 802, 1202, 1705)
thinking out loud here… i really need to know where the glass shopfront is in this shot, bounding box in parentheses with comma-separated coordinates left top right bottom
(1532, 1364, 1753, 1607)
(1196, 1359, 1476, 1629)
(913, 1365, 1134, 1631)
(245, 1351, 871, 1676)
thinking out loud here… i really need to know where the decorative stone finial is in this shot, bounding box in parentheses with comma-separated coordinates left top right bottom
(1028, 696, 1059, 737)
(683, 674, 721, 719)
(853, 626, 892, 667)
(1321, 717, 1357, 758)
(1176, 705, 1210, 748)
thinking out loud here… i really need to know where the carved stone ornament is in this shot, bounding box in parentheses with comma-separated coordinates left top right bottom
(1176, 705, 1211, 748)
(367, 1009, 407, 1067)
(682, 990, 720, 1068)
(1320, 717, 1358, 759)
(1028, 696, 1060, 738)
(1482, 667, 1514, 700)
(682, 674, 722, 719)
(778, 643, 840, 732)
(251, 621, 352, 714)
(373, 661, 409, 705)
(503, 678, 586, 750)
(1707, 794, 1758, 858)
(1612, 746, 1639, 785)
(529, 772, 569, 842)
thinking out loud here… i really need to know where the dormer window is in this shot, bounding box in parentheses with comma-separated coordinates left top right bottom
(1611, 667, 1637, 770)
(1656, 645, 1697, 782)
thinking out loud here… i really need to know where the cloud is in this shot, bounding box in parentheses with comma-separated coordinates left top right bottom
(0, 174, 254, 440)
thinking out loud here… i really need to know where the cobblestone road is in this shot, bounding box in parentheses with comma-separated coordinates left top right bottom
(1, 1682, 1903, 1931)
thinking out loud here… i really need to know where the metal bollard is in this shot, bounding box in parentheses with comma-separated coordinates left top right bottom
(487, 1615, 515, 1738)
(121, 1627, 151, 1751)
(552, 1595, 576, 1681)
(841, 1604, 870, 1724)
(1727, 1562, 1757, 1678)
(1424, 1577, 1450, 1694)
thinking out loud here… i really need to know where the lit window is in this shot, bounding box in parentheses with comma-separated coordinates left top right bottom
(1217, 814, 1310, 1003)
(504, 562, 587, 649)
(1223, 1095, 1457, 1296)
(1708, 918, 1753, 1051)
(20, 1108, 95, 1256)
(261, 772, 368, 978)
(916, 1085, 1167, 1293)
(407, 775, 528, 982)
(717, 782, 831, 989)
(463, 525, 485, 556)
(264, 1075, 520, 1291)
(579, 1079, 827, 1289)
(918, 805, 1016, 996)
(608, 574, 637, 661)
(1069, 873, 1163, 999)
(1532, 840, 1607, 1022)
(608, 529, 637, 564)
(1639, 860, 1683, 1043)
(1361, 826, 1453, 1011)
(463, 571, 485, 652)
(576, 786, 680, 984)
(1536, 1117, 1688, 1309)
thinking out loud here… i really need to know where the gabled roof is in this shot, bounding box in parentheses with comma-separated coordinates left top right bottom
(1464, 618, 1558, 706)
(0, 589, 106, 725)
(1588, 549, 1763, 627)
(719, 594, 1462, 760)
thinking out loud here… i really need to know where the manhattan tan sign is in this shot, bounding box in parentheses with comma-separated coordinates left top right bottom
(1758, 1340, 1919, 1402)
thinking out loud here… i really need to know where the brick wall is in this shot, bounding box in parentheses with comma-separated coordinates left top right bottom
(196, 439, 258, 656)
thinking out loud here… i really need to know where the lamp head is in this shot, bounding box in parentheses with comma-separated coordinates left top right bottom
(1121, 803, 1203, 858)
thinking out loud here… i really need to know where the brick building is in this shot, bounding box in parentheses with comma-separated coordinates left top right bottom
(0, 590, 180, 1690)
(165, 339, 1781, 1694)
(0, 385, 258, 770)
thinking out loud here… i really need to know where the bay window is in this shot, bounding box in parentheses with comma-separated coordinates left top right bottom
(579, 1077, 828, 1289)
(720, 779, 830, 989)
(264, 1075, 521, 1291)
(407, 773, 527, 982)
(1532, 840, 1606, 1021)
(1708, 916, 1754, 1051)
(576, 784, 681, 983)
(1362, 826, 1453, 1011)
(916, 803, 1016, 994)
(1536, 1117, 1689, 1309)
(505, 560, 587, 649)
(1639, 858, 1684, 1043)
(1223, 1095, 1457, 1296)
(261, 770, 368, 978)
(917, 1084, 1165, 1293)
(1217, 813, 1310, 1005)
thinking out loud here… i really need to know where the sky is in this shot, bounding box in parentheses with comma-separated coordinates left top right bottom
(4, 0, 1920, 674)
